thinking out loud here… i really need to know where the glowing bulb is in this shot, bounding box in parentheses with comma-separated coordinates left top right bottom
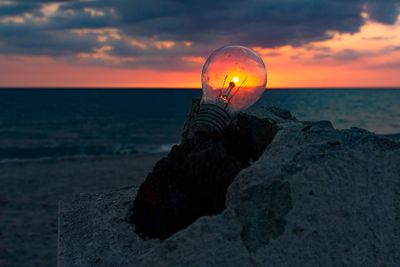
(193, 45, 267, 137)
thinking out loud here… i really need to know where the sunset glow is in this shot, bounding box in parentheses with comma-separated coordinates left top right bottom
(0, 1, 399, 88)
(2, 2, 400, 266)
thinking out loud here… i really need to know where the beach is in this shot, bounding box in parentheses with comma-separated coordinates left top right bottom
(0, 154, 163, 267)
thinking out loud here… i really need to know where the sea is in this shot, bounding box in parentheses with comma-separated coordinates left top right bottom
(0, 88, 399, 162)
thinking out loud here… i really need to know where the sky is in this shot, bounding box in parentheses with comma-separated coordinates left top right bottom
(0, 0, 399, 88)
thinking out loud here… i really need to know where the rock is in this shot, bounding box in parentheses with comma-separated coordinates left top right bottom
(181, 98, 201, 141)
(130, 106, 277, 239)
(58, 105, 400, 267)
(58, 186, 160, 267)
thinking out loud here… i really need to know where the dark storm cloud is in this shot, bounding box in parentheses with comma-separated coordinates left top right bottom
(114, 0, 400, 45)
(115, 0, 362, 46)
(0, 27, 99, 56)
(0, 0, 399, 68)
(365, 0, 400, 24)
(0, 3, 37, 16)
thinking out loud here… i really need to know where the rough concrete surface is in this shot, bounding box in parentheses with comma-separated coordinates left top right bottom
(58, 106, 400, 267)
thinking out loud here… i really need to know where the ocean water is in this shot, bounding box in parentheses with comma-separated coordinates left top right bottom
(0, 89, 399, 161)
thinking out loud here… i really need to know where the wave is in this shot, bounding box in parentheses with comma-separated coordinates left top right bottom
(0, 143, 175, 163)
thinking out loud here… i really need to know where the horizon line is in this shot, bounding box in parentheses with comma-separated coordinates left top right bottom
(0, 86, 399, 90)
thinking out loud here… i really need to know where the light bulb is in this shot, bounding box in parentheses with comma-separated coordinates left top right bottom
(194, 45, 267, 137)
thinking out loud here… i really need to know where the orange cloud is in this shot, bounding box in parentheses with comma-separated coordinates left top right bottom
(1, 18, 399, 88)
(154, 41, 176, 49)
(254, 18, 400, 88)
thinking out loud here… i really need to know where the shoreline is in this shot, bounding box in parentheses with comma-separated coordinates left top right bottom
(1, 131, 399, 266)
(0, 132, 398, 164)
(0, 152, 167, 166)
(382, 133, 400, 139)
(0, 153, 164, 267)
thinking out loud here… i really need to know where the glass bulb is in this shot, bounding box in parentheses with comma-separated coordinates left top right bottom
(201, 45, 267, 113)
(193, 45, 267, 137)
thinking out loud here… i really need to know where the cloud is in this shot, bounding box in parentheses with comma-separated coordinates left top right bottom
(0, 0, 399, 69)
(333, 49, 365, 61)
(368, 61, 400, 69)
(365, 1, 400, 24)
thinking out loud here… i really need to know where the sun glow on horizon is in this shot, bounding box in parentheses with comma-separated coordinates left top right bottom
(0, 17, 399, 88)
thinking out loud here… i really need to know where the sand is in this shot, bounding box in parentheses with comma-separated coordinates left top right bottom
(0, 154, 163, 267)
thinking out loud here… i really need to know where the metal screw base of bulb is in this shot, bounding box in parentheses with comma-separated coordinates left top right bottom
(193, 103, 231, 138)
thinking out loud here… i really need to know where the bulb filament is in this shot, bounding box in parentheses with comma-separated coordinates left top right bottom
(217, 74, 247, 107)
